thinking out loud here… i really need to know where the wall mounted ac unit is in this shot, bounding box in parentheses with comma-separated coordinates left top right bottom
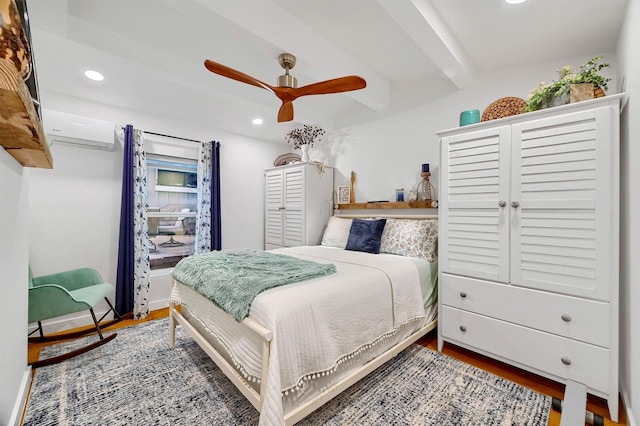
(42, 109, 116, 150)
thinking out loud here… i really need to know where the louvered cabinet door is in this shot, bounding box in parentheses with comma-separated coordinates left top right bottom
(440, 125, 511, 283)
(265, 169, 284, 247)
(283, 166, 305, 247)
(510, 106, 617, 301)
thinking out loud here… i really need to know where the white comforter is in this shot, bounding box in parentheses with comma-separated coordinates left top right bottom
(170, 246, 428, 426)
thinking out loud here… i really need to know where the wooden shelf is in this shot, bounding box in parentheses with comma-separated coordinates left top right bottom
(0, 57, 52, 168)
(336, 200, 436, 210)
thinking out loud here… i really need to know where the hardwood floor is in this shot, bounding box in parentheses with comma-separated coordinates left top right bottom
(28, 309, 626, 425)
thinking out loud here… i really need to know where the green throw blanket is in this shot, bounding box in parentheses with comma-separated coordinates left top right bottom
(172, 249, 336, 321)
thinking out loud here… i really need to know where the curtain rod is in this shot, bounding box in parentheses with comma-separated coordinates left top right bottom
(143, 130, 202, 144)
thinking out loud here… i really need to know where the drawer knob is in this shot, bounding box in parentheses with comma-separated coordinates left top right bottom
(561, 314, 572, 322)
(459, 325, 467, 332)
(561, 357, 572, 366)
(459, 291, 467, 298)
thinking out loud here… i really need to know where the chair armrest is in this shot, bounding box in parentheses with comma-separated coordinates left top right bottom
(28, 285, 91, 323)
(31, 268, 104, 292)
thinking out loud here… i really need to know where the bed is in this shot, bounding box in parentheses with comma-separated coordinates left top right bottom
(168, 214, 438, 425)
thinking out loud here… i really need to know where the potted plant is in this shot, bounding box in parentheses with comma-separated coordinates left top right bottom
(285, 125, 325, 162)
(525, 56, 611, 112)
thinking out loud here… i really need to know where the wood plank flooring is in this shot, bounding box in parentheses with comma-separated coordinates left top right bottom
(28, 309, 626, 425)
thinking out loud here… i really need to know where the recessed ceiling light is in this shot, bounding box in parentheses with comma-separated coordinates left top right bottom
(505, 0, 527, 3)
(84, 70, 104, 81)
(252, 117, 264, 126)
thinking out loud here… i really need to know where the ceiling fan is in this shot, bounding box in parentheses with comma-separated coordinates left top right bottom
(204, 53, 367, 122)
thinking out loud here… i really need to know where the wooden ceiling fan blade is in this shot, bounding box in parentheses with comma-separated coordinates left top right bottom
(277, 102, 294, 122)
(294, 76, 366, 97)
(205, 55, 366, 122)
(204, 59, 274, 93)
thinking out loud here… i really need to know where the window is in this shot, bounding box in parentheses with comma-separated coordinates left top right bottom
(146, 156, 198, 269)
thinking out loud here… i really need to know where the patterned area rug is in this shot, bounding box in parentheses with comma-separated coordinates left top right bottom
(24, 318, 551, 425)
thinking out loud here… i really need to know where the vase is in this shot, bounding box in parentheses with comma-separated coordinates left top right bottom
(300, 144, 310, 162)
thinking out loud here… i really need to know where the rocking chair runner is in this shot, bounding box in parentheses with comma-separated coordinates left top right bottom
(28, 267, 131, 368)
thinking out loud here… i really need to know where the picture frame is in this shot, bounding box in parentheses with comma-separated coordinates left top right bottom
(338, 186, 351, 204)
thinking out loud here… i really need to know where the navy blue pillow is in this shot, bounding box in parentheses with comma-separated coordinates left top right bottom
(345, 218, 387, 254)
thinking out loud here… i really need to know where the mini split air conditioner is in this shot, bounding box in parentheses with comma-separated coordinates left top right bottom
(42, 109, 116, 150)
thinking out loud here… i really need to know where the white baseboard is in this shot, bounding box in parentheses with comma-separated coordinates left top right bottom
(27, 307, 114, 335)
(28, 294, 170, 334)
(9, 368, 31, 426)
(148, 297, 169, 312)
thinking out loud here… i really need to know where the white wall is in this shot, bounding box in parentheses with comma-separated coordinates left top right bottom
(616, 0, 639, 424)
(27, 91, 286, 331)
(0, 148, 31, 426)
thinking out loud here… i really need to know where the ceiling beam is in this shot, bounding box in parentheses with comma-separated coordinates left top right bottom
(377, 0, 476, 89)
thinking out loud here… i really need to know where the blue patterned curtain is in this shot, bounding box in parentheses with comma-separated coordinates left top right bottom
(196, 141, 221, 252)
(115, 125, 151, 318)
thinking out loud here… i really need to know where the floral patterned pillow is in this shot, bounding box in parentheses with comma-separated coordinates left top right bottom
(379, 218, 438, 261)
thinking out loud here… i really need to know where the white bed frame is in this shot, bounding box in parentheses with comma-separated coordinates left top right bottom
(168, 214, 438, 425)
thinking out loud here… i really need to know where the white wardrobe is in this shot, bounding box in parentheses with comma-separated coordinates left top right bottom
(437, 94, 623, 421)
(264, 162, 334, 250)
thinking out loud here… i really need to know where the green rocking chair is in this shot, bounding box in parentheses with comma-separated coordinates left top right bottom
(28, 267, 131, 368)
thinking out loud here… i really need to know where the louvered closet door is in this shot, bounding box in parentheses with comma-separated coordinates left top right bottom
(510, 107, 616, 300)
(265, 169, 284, 246)
(440, 126, 511, 282)
(283, 166, 305, 247)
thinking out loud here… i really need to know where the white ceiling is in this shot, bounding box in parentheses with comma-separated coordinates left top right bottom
(25, 0, 627, 142)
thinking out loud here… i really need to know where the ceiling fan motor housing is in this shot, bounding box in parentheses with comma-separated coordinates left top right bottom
(277, 53, 298, 88)
(278, 73, 297, 88)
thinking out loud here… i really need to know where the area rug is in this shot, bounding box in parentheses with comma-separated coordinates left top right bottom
(24, 318, 551, 425)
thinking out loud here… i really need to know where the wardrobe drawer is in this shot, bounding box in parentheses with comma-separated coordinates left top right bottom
(441, 274, 610, 348)
(441, 306, 610, 394)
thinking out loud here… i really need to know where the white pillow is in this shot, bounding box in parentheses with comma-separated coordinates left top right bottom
(321, 217, 353, 248)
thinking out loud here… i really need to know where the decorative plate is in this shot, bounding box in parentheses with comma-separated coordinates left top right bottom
(273, 152, 301, 167)
(481, 97, 527, 122)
